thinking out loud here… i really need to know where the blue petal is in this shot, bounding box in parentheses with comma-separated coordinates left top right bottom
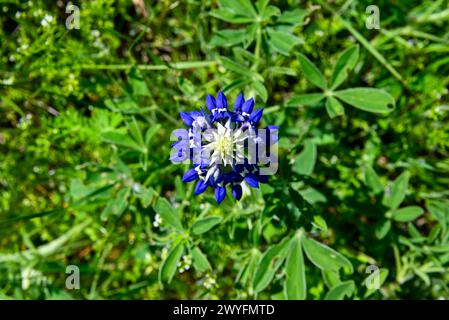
(194, 180, 208, 195)
(232, 184, 242, 201)
(182, 168, 198, 182)
(206, 94, 216, 111)
(244, 173, 259, 188)
(214, 186, 226, 204)
(234, 93, 244, 112)
(258, 174, 269, 183)
(216, 91, 228, 109)
(249, 108, 263, 123)
(180, 112, 194, 126)
(242, 98, 254, 114)
(231, 112, 245, 122)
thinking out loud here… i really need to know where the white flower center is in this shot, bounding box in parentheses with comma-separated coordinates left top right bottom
(203, 119, 246, 167)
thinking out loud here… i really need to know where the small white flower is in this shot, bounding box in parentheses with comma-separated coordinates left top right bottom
(41, 14, 54, 27)
(153, 214, 162, 228)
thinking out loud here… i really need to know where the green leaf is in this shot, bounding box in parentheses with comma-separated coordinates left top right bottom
(191, 216, 222, 235)
(298, 53, 327, 90)
(253, 80, 268, 102)
(293, 140, 317, 176)
(392, 206, 424, 222)
(243, 23, 258, 48)
(324, 280, 355, 300)
(277, 8, 309, 26)
(286, 93, 325, 107)
(105, 98, 142, 114)
(322, 269, 341, 288)
(222, 78, 250, 94)
(192, 246, 211, 272)
(334, 88, 395, 114)
(383, 171, 410, 209)
(299, 188, 327, 205)
(145, 124, 161, 144)
(267, 28, 301, 56)
(256, 0, 269, 14)
(128, 69, 150, 96)
(100, 188, 129, 221)
(220, 0, 257, 17)
(267, 66, 296, 77)
(209, 9, 254, 24)
(426, 200, 449, 226)
(138, 187, 157, 208)
(218, 56, 262, 82)
(302, 237, 353, 273)
(177, 77, 196, 96)
(101, 130, 143, 152)
(210, 29, 246, 47)
(375, 220, 391, 239)
(311, 215, 328, 232)
(159, 242, 184, 284)
(325, 96, 345, 118)
(253, 238, 290, 292)
(259, 5, 281, 21)
(127, 117, 145, 148)
(330, 45, 359, 89)
(364, 165, 384, 194)
(285, 233, 306, 299)
(154, 197, 183, 231)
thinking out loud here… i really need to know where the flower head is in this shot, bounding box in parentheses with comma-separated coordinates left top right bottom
(173, 91, 278, 204)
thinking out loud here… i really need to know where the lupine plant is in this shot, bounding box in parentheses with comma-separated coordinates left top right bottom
(0, 0, 449, 300)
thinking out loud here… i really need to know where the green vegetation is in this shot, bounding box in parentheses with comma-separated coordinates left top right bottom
(0, 0, 448, 299)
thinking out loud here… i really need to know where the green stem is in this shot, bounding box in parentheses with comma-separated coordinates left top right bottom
(77, 60, 216, 71)
(252, 25, 262, 72)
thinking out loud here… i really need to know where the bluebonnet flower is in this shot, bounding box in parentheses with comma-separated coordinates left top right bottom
(173, 91, 278, 204)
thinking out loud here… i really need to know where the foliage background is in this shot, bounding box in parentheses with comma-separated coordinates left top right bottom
(0, 0, 448, 299)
